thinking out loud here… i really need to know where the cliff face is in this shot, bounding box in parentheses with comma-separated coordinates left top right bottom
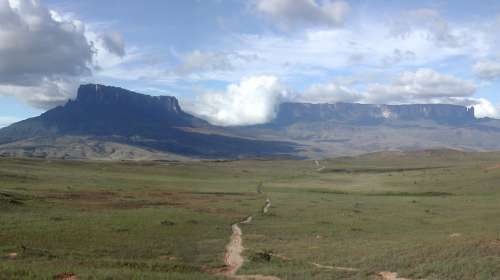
(382, 104, 475, 123)
(40, 84, 200, 129)
(273, 102, 476, 126)
(75, 84, 182, 114)
(0, 84, 208, 143)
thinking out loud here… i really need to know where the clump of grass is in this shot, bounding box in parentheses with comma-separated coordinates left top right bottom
(0, 191, 28, 206)
(251, 250, 273, 262)
(161, 220, 176, 226)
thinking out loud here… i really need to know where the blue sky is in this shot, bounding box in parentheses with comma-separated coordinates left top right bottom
(1, 0, 500, 126)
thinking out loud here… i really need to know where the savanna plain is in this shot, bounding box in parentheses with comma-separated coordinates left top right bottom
(2, 150, 500, 280)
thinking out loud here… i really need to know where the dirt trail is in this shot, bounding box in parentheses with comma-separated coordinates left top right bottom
(218, 198, 412, 280)
(5, 252, 17, 260)
(486, 163, 500, 170)
(223, 223, 245, 276)
(311, 262, 359, 272)
(220, 207, 281, 280)
(378, 271, 420, 280)
(53, 272, 78, 280)
(220, 197, 356, 279)
(232, 275, 282, 280)
(262, 198, 272, 214)
(314, 160, 326, 172)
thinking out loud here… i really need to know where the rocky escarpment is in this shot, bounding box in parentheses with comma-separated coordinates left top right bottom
(74, 84, 183, 118)
(273, 102, 476, 126)
(0, 84, 208, 143)
(39, 84, 208, 135)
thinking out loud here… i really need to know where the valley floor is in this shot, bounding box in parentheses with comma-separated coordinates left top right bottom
(2, 151, 500, 279)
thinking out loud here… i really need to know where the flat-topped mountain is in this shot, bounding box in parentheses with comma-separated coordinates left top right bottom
(273, 102, 476, 126)
(231, 101, 500, 158)
(75, 84, 185, 117)
(39, 84, 208, 135)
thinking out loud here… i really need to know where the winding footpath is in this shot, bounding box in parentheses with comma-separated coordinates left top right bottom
(218, 197, 417, 280)
(311, 262, 359, 272)
(378, 271, 415, 280)
(262, 198, 272, 215)
(221, 215, 281, 280)
(223, 222, 245, 276)
(314, 160, 326, 172)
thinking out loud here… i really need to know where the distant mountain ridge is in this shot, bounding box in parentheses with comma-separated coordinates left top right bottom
(2, 83, 500, 159)
(272, 102, 476, 126)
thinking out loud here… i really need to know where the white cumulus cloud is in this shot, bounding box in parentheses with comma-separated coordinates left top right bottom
(0, 0, 135, 109)
(0, 0, 93, 85)
(0, 0, 93, 108)
(185, 76, 287, 126)
(468, 98, 500, 118)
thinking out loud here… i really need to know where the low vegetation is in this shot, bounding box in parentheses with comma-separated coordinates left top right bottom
(2, 151, 500, 279)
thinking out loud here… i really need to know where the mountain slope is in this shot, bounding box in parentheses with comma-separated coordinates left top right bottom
(0, 84, 206, 143)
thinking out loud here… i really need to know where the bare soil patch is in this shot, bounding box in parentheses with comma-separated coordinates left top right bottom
(53, 272, 78, 280)
(378, 271, 419, 280)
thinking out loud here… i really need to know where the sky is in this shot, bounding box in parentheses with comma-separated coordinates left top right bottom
(1, 0, 500, 127)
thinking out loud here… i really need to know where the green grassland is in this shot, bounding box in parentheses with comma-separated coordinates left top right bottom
(2, 150, 500, 279)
